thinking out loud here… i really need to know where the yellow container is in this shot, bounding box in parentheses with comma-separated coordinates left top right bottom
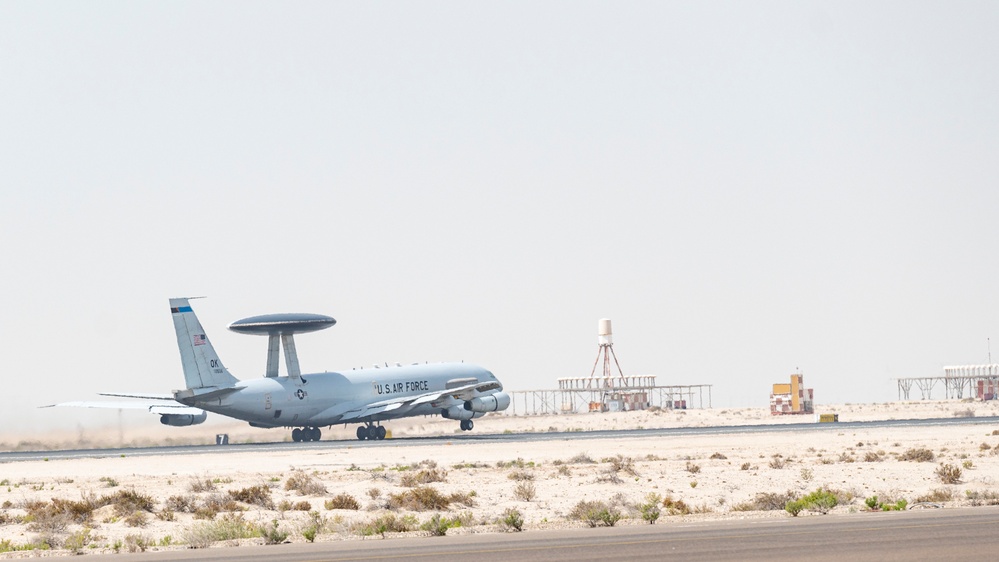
(818, 413, 839, 423)
(773, 383, 791, 394)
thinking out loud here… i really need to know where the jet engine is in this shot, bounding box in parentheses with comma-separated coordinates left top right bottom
(440, 405, 475, 420)
(160, 412, 208, 426)
(463, 392, 511, 413)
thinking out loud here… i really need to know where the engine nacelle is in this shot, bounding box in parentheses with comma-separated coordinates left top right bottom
(440, 405, 475, 420)
(160, 412, 208, 426)
(464, 392, 511, 413)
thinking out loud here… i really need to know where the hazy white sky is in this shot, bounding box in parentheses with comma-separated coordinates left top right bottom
(2, 2, 997, 432)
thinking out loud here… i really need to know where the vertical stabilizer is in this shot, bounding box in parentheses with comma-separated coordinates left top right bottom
(170, 298, 239, 390)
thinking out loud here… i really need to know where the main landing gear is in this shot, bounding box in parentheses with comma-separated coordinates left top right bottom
(292, 427, 322, 442)
(459, 419, 474, 431)
(356, 423, 387, 441)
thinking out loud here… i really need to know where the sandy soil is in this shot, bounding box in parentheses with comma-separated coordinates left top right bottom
(1, 400, 998, 556)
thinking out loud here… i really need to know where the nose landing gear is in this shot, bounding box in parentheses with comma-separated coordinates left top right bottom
(356, 423, 387, 440)
(291, 427, 322, 442)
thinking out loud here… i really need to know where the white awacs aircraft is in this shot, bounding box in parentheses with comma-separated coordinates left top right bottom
(50, 298, 510, 442)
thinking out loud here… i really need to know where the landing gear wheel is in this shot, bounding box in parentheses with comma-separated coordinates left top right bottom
(460, 419, 474, 431)
(310, 427, 322, 441)
(356, 426, 367, 441)
(376, 426, 387, 440)
(367, 425, 380, 440)
(292, 428, 303, 442)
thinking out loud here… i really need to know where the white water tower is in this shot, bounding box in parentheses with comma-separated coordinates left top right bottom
(590, 318, 625, 383)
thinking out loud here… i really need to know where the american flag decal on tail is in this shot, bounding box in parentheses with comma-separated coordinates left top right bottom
(193, 334, 206, 346)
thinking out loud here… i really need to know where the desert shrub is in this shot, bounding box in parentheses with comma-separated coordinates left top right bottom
(284, 471, 327, 495)
(387, 486, 452, 511)
(228, 485, 273, 508)
(188, 477, 216, 493)
(182, 513, 260, 548)
(99, 476, 118, 488)
(768, 455, 786, 469)
(499, 508, 524, 531)
(260, 520, 288, 545)
(367, 488, 381, 500)
(899, 448, 935, 462)
(863, 451, 884, 462)
(965, 490, 999, 506)
(567, 452, 597, 464)
(800, 468, 814, 481)
(953, 408, 975, 418)
(496, 458, 533, 469)
(123, 534, 150, 553)
(507, 470, 534, 481)
(351, 513, 419, 537)
(325, 494, 360, 510)
(710, 452, 727, 460)
(124, 510, 149, 527)
(747, 491, 797, 511)
(916, 488, 954, 503)
(662, 494, 691, 515)
(569, 500, 621, 527)
(865, 495, 907, 511)
(513, 481, 536, 502)
(685, 461, 701, 474)
(103, 489, 156, 517)
(166, 494, 197, 513)
(421, 513, 460, 536)
(557, 465, 571, 476)
(784, 499, 805, 517)
(200, 493, 244, 515)
(607, 455, 638, 476)
(302, 525, 317, 543)
(936, 464, 963, 484)
(63, 527, 93, 553)
(980, 443, 992, 451)
(401, 468, 448, 487)
(740, 462, 752, 471)
(639, 493, 662, 524)
(800, 489, 838, 514)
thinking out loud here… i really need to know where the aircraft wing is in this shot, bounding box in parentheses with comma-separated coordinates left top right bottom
(42, 401, 205, 416)
(336, 380, 502, 422)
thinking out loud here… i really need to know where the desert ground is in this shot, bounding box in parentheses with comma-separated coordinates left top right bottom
(1, 400, 998, 556)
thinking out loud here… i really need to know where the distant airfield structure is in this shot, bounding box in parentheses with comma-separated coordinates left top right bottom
(896, 364, 999, 401)
(507, 319, 712, 415)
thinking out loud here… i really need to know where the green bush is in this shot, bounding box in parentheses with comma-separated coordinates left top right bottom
(800, 489, 838, 514)
(421, 513, 460, 536)
(639, 493, 662, 524)
(260, 520, 288, 545)
(499, 508, 524, 532)
(784, 499, 805, 517)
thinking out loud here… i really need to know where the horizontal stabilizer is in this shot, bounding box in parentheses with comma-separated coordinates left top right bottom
(43, 401, 205, 416)
(98, 392, 175, 400)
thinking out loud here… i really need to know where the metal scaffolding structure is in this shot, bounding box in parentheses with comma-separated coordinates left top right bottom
(506, 383, 712, 416)
(896, 364, 999, 400)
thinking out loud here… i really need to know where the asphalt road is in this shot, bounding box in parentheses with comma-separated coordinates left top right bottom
(2, 415, 998, 463)
(80, 506, 999, 561)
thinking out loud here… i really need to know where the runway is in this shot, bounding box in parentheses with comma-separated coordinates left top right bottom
(71, 506, 999, 561)
(3, 415, 998, 462)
